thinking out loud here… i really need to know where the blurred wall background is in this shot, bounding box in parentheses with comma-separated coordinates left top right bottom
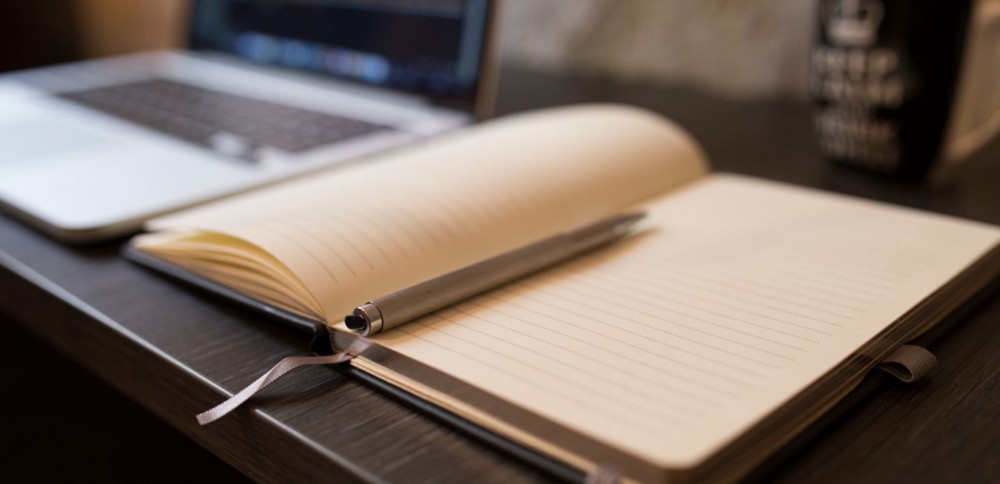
(13, 0, 818, 101)
(74, 0, 187, 58)
(502, 0, 817, 100)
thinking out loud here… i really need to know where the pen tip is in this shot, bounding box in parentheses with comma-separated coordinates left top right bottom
(344, 314, 366, 331)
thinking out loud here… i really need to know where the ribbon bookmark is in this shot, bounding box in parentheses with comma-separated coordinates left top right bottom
(197, 339, 369, 425)
(875, 344, 937, 383)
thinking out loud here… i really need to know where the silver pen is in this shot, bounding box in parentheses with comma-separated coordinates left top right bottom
(344, 212, 646, 336)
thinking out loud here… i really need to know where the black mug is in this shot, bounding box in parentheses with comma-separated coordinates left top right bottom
(810, 0, 992, 181)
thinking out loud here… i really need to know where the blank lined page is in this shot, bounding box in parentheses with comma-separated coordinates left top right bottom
(372, 174, 1000, 468)
(139, 105, 707, 321)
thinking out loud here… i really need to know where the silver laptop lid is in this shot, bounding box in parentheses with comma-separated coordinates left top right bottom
(187, 0, 497, 119)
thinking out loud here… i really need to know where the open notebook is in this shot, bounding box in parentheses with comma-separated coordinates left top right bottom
(127, 105, 1000, 482)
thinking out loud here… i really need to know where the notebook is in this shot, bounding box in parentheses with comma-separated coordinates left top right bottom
(125, 105, 1000, 482)
(0, 0, 496, 242)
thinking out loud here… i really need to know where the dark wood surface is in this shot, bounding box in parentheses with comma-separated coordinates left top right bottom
(2, 66, 1000, 483)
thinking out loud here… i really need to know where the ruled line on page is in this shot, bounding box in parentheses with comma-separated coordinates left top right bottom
(518, 279, 813, 352)
(734, 250, 903, 290)
(429, 307, 735, 404)
(644, 260, 877, 311)
(550, 272, 834, 339)
(300, 212, 392, 266)
(608, 239, 892, 304)
(719, 258, 893, 298)
(643, 265, 860, 321)
(491, 281, 800, 362)
(365, 196, 449, 250)
(312, 205, 411, 259)
(600, 262, 859, 325)
(388, 330, 693, 441)
(280, 219, 362, 277)
(602, 262, 859, 326)
(783, 245, 921, 278)
(253, 222, 343, 284)
(572, 266, 849, 333)
(682, 263, 880, 306)
(752, 248, 912, 285)
(557, 236, 891, 320)
(398, 318, 702, 430)
(451, 300, 759, 388)
(470, 291, 782, 372)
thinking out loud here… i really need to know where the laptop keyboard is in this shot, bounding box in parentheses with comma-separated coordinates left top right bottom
(58, 79, 391, 162)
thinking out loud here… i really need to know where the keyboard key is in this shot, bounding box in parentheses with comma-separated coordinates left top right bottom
(58, 79, 391, 162)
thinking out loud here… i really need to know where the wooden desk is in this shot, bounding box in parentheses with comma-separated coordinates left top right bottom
(2, 67, 1000, 482)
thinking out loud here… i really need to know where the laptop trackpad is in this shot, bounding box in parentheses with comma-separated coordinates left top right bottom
(0, 119, 112, 164)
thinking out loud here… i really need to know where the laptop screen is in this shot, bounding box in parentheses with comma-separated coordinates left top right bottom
(188, 0, 493, 109)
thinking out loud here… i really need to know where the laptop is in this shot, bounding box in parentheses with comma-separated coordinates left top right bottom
(0, 0, 497, 243)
